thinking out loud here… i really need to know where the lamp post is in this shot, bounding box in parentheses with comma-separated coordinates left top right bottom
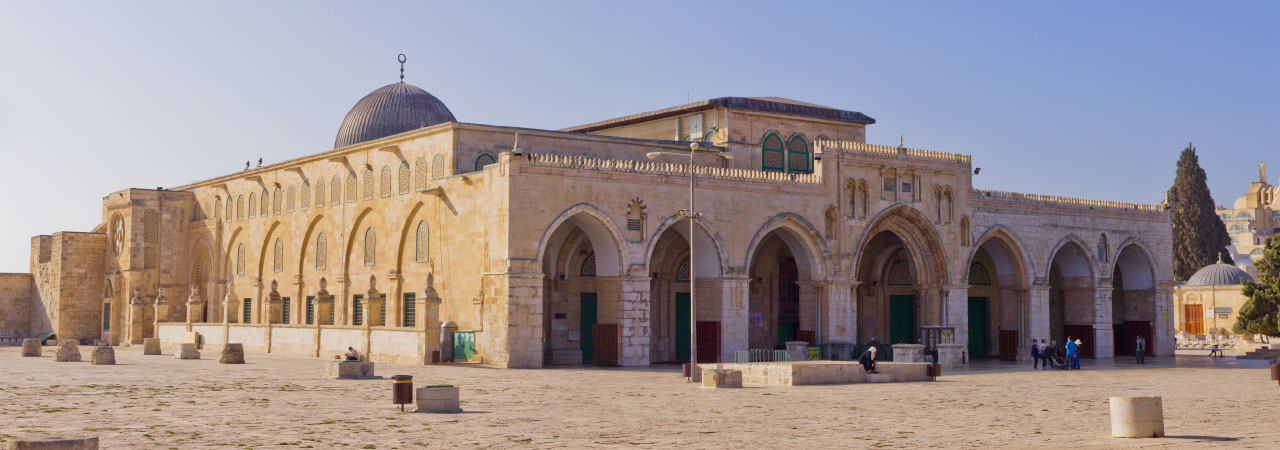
(647, 142, 733, 382)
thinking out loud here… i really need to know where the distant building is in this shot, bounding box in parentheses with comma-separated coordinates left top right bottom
(1173, 258, 1254, 338)
(1217, 162, 1278, 276)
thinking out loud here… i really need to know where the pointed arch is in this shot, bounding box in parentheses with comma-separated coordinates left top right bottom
(744, 212, 831, 280)
(143, 209, 159, 244)
(761, 132, 784, 172)
(415, 157, 428, 190)
(398, 161, 411, 194)
(236, 195, 244, 220)
(431, 154, 446, 180)
(853, 204, 950, 284)
(300, 180, 310, 210)
(363, 227, 376, 266)
(643, 213, 729, 278)
(786, 133, 811, 174)
(475, 153, 496, 171)
(248, 192, 257, 218)
(1045, 234, 1096, 281)
(414, 220, 429, 262)
(331, 175, 342, 205)
(380, 165, 392, 198)
(346, 172, 357, 203)
(286, 184, 296, 212)
(363, 167, 375, 200)
(272, 186, 282, 215)
(273, 238, 284, 273)
(260, 189, 269, 216)
(314, 178, 325, 208)
(965, 224, 1034, 287)
(535, 203, 628, 277)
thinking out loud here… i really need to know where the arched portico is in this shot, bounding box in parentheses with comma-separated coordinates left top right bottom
(965, 226, 1032, 360)
(1110, 240, 1159, 358)
(1045, 236, 1100, 357)
(854, 206, 950, 358)
(745, 215, 828, 352)
(645, 217, 724, 364)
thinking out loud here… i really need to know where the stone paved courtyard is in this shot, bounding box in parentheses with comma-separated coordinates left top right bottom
(1, 346, 1274, 449)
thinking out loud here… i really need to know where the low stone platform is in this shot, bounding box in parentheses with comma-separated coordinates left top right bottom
(701, 369, 743, 389)
(326, 360, 377, 379)
(175, 343, 200, 360)
(5, 436, 99, 449)
(704, 361, 934, 386)
(414, 386, 461, 413)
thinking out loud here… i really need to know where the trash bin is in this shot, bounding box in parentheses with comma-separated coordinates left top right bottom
(1271, 363, 1279, 384)
(392, 375, 414, 411)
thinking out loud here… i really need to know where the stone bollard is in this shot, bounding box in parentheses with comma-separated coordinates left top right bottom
(174, 343, 200, 360)
(701, 369, 743, 389)
(142, 338, 162, 355)
(90, 347, 115, 365)
(219, 343, 245, 364)
(5, 436, 99, 449)
(1110, 396, 1165, 438)
(53, 340, 81, 362)
(414, 385, 461, 413)
(21, 338, 42, 357)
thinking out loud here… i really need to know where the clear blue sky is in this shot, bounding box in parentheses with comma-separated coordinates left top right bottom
(1, 1, 1277, 273)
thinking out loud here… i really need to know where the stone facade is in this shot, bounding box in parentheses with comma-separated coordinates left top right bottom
(12, 90, 1175, 369)
(1217, 162, 1278, 276)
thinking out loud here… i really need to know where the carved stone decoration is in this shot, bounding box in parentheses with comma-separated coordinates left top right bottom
(130, 288, 144, 306)
(422, 274, 441, 303)
(626, 197, 647, 241)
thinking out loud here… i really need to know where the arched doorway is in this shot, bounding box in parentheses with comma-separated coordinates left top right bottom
(747, 225, 823, 351)
(854, 207, 949, 360)
(646, 218, 723, 364)
(967, 230, 1030, 361)
(1047, 239, 1096, 357)
(540, 210, 625, 366)
(1112, 243, 1157, 358)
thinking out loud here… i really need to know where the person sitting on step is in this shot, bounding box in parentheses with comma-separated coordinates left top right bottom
(858, 346, 878, 374)
(345, 347, 361, 361)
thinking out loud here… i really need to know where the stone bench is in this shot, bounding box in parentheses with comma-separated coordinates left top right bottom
(21, 339, 42, 357)
(326, 360, 376, 379)
(90, 347, 114, 365)
(414, 386, 461, 413)
(701, 369, 743, 389)
(175, 343, 200, 360)
(5, 436, 98, 449)
(53, 340, 81, 362)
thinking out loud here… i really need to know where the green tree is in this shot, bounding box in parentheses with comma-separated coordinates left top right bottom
(1168, 144, 1233, 281)
(1234, 237, 1280, 338)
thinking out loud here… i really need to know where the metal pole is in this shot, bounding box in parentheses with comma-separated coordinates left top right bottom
(689, 146, 700, 383)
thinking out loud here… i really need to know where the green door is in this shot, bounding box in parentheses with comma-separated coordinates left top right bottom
(675, 293, 691, 363)
(580, 293, 598, 364)
(889, 295, 916, 346)
(968, 297, 989, 358)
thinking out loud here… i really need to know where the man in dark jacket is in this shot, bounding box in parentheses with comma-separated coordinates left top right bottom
(1031, 340, 1041, 369)
(858, 346, 878, 373)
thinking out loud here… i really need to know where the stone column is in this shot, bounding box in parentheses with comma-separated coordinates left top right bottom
(388, 271, 403, 327)
(1094, 285, 1115, 358)
(334, 276, 349, 325)
(315, 279, 334, 326)
(796, 281, 821, 343)
(291, 275, 304, 326)
(1028, 283, 1051, 351)
(718, 277, 750, 364)
(152, 288, 169, 339)
(944, 284, 969, 352)
(265, 280, 283, 324)
(1154, 283, 1175, 356)
(362, 276, 382, 358)
(483, 272, 544, 368)
(823, 281, 858, 344)
(127, 289, 145, 345)
(251, 277, 264, 324)
(617, 276, 651, 367)
(419, 274, 442, 363)
(223, 290, 239, 324)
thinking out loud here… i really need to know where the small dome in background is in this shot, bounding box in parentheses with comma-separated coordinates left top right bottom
(1186, 260, 1254, 286)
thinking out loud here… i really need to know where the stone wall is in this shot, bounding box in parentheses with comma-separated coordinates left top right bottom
(29, 232, 108, 342)
(0, 273, 34, 337)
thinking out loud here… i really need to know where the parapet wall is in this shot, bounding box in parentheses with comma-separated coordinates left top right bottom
(972, 189, 1166, 215)
(524, 152, 823, 185)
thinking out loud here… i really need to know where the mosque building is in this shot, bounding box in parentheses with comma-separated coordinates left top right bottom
(1, 58, 1176, 367)
(1217, 162, 1278, 276)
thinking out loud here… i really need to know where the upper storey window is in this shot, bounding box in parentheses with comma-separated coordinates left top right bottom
(761, 133, 785, 172)
(786, 134, 811, 174)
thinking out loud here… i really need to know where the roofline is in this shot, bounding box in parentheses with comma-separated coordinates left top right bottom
(560, 97, 876, 134)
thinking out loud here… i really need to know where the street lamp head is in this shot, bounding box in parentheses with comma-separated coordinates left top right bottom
(719, 152, 734, 160)
(813, 152, 823, 161)
(690, 142, 701, 152)
(645, 152, 662, 159)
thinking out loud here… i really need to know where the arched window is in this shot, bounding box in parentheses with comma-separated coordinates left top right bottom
(858, 180, 869, 217)
(887, 259, 912, 285)
(1230, 224, 1247, 233)
(346, 172, 357, 203)
(248, 193, 256, 218)
(934, 187, 943, 221)
(398, 161, 410, 194)
(415, 221, 429, 262)
(260, 189, 269, 216)
(960, 217, 971, 246)
(314, 178, 325, 208)
(300, 181, 310, 210)
(213, 198, 222, 224)
(380, 165, 392, 198)
(330, 175, 342, 205)
(236, 243, 245, 275)
(968, 262, 991, 285)
(415, 157, 428, 190)
(315, 233, 327, 270)
(1220, 213, 1231, 221)
(431, 154, 446, 180)
(761, 133, 784, 172)
(273, 238, 283, 273)
(144, 247, 157, 269)
(286, 184, 296, 212)
(786, 134, 811, 174)
(1237, 211, 1254, 220)
(580, 252, 596, 277)
(143, 209, 159, 243)
(363, 167, 375, 200)
(272, 186, 282, 214)
(1251, 248, 1264, 256)
(236, 195, 243, 220)
(1097, 233, 1109, 263)
(675, 257, 691, 282)
(363, 227, 375, 266)
(475, 153, 496, 171)
(944, 188, 954, 223)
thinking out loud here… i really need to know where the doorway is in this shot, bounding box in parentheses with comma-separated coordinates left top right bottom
(889, 294, 916, 346)
(675, 292, 691, 363)
(968, 297, 989, 357)
(776, 256, 800, 348)
(580, 293, 597, 364)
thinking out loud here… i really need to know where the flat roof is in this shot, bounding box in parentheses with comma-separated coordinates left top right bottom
(561, 97, 875, 133)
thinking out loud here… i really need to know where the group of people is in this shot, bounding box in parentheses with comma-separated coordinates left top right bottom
(1029, 337, 1084, 370)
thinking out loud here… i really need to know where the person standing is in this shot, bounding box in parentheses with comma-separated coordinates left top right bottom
(1135, 335, 1147, 364)
(1065, 336, 1079, 370)
(1031, 339, 1041, 369)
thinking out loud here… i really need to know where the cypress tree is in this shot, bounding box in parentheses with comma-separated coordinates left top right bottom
(1234, 237, 1280, 337)
(1168, 144, 1233, 281)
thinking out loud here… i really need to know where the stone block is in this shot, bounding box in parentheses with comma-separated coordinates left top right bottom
(866, 373, 893, 383)
(184, 332, 202, 348)
(891, 344, 924, 363)
(90, 346, 115, 365)
(701, 369, 743, 389)
(937, 343, 965, 368)
(414, 386, 461, 413)
(1110, 396, 1164, 438)
(5, 436, 99, 450)
(142, 338, 162, 355)
(21, 338, 41, 357)
(220, 343, 245, 364)
(326, 360, 377, 379)
(175, 343, 200, 360)
(53, 340, 80, 362)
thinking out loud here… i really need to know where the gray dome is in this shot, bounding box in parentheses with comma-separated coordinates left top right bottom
(334, 82, 455, 149)
(1187, 262, 1254, 286)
